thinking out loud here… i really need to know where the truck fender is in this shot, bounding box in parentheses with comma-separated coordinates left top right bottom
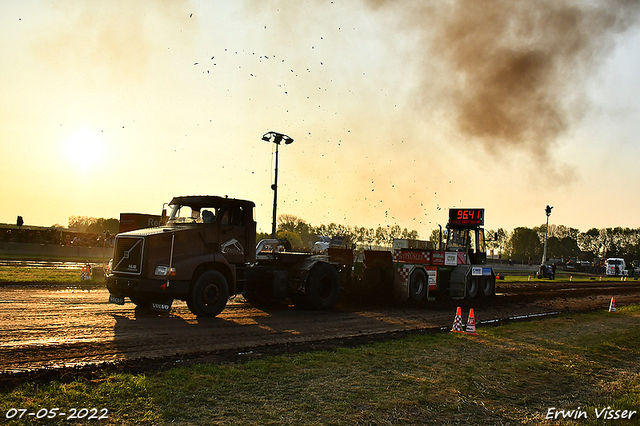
(288, 255, 329, 292)
(188, 254, 236, 294)
(290, 261, 340, 311)
(393, 264, 425, 302)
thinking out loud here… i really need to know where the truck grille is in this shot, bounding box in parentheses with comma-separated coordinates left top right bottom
(112, 236, 144, 275)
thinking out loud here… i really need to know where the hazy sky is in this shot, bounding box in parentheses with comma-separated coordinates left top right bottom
(2, 0, 639, 236)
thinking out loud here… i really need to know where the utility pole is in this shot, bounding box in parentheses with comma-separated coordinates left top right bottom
(542, 205, 553, 264)
(262, 131, 294, 239)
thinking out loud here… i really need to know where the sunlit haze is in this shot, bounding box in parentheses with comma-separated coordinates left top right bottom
(2, 0, 639, 236)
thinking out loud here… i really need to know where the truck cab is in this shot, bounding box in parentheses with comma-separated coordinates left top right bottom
(445, 226, 486, 265)
(443, 208, 494, 299)
(166, 196, 257, 265)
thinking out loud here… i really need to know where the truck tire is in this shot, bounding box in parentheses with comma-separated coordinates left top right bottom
(480, 276, 495, 297)
(303, 263, 340, 310)
(409, 269, 427, 302)
(465, 275, 479, 299)
(189, 270, 229, 317)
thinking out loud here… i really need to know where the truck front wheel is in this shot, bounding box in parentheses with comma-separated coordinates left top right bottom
(189, 270, 229, 317)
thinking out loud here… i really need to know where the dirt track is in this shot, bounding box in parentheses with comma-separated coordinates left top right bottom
(1, 281, 639, 388)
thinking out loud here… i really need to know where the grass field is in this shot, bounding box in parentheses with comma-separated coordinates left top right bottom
(495, 270, 637, 283)
(1, 306, 639, 425)
(0, 266, 90, 284)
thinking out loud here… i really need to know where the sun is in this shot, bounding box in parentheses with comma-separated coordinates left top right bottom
(63, 127, 106, 172)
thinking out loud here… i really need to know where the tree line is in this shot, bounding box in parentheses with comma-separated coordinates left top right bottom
(259, 214, 419, 249)
(482, 224, 640, 263)
(268, 215, 640, 263)
(67, 216, 120, 235)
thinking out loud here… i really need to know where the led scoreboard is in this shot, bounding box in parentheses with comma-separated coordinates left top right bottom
(449, 208, 484, 226)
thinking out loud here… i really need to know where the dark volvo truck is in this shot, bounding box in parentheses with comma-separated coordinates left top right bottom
(107, 195, 340, 317)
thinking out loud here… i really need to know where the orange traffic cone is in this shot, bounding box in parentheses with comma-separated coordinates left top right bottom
(609, 297, 617, 313)
(450, 307, 464, 333)
(465, 308, 479, 335)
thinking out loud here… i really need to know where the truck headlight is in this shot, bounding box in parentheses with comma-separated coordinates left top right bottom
(155, 266, 176, 276)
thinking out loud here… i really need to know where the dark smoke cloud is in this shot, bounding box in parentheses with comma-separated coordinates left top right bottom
(439, 1, 639, 157)
(258, 0, 639, 164)
(402, 0, 640, 159)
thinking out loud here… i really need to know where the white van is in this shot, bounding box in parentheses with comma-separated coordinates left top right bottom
(605, 258, 628, 276)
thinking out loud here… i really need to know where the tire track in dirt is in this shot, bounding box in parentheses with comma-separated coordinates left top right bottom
(1, 282, 639, 389)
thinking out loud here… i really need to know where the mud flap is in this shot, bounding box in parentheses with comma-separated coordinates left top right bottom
(150, 300, 173, 313)
(426, 269, 437, 301)
(109, 294, 125, 305)
(449, 265, 471, 299)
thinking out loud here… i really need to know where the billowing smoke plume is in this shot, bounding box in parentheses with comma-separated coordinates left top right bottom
(381, 0, 640, 159)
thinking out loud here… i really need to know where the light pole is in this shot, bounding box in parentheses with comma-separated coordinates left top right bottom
(542, 205, 553, 264)
(262, 131, 294, 239)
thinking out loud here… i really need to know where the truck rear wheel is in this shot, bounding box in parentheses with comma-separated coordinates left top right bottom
(409, 269, 427, 302)
(465, 275, 479, 299)
(302, 263, 340, 310)
(480, 276, 495, 297)
(189, 270, 229, 317)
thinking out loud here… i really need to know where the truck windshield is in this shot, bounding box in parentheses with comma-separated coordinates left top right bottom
(168, 205, 218, 224)
(446, 228, 468, 252)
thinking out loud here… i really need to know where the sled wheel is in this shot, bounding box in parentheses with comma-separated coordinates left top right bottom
(304, 263, 340, 310)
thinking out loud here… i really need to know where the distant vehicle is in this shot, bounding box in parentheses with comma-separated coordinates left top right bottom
(631, 260, 640, 278)
(564, 258, 579, 271)
(313, 236, 331, 253)
(605, 258, 628, 276)
(537, 263, 555, 280)
(565, 257, 588, 272)
(591, 258, 606, 274)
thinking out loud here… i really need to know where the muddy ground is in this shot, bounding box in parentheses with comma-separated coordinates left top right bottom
(1, 280, 639, 389)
